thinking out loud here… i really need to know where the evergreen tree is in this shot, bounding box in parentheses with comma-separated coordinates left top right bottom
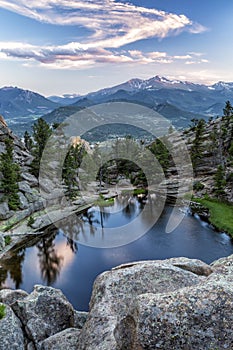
(62, 143, 86, 199)
(149, 138, 171, 174)
(0, 137, 20, 210)
(213, 165, 226, 199)
(223, 100, 233, 119)
(190, 119, 206, 175)
(216, 101, 233, 165)
(63, 146, 79, 199)
(189, 118, 199, 131)
(30, 118, 52, 177)
(209, 125, 220, 166)
(23, 130, 33, 151)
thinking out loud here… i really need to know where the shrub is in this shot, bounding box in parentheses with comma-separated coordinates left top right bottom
(4, 235, 11, 245)
(193, 181, 205, 191)
(27, 216, 35, 227)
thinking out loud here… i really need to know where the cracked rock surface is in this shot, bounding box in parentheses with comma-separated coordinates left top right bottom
(0, 256, 233, 349)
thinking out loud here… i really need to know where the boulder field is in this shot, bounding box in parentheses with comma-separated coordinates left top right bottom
(0, 255, 233, 349)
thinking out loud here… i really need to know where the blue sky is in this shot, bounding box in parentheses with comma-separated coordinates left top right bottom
(0, 0, 232, 96)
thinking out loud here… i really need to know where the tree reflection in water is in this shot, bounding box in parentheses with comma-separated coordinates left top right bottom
(37, 228, 66, 285)
(116, 194, 145, 220)
(0, 248, 25, 289)
(0, 195, 152, 291)
(57, 213, 86, 241)
(82, 207, 111, 230)
(122, 196, 137, 219)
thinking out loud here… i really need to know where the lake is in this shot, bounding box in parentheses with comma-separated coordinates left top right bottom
(1, 194, 233, 311)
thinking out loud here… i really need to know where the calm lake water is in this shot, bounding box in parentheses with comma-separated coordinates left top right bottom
(1, 195, 233, 311)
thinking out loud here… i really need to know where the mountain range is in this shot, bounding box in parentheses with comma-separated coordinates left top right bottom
(1, 76, 233, 136)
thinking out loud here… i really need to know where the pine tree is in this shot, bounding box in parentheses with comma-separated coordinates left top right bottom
(213, 165, 226, 199)
(0, 137, 20, 210)
(62, 143, 86, 199)
(190, 119, 206, 175)
(223, 100, 233, 120)
(30, 118, 52, 178)
(23, 131, 33, 151)
(149, 138, 170, 174)
(209, 125, 220, 166)
(221, 101, 233, 152)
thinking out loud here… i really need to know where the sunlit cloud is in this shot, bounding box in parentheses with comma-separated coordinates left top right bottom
(0, 0, 207, 50)
(174, 55, 192, 60)
(0, 41, 209, 69)
(0, 0, 209, 70)
(185, 58, 209, 65)
(0, 41, 209, 70)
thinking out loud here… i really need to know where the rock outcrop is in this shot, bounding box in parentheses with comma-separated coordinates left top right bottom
(0, 285, 87, 350)
(79, 256, 233, 350)
(0, 255, 233, 349)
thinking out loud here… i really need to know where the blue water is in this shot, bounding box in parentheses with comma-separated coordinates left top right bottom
(1, 196, 233, 311)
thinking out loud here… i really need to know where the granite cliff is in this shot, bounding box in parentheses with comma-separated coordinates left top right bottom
(0, 116, 43, 226)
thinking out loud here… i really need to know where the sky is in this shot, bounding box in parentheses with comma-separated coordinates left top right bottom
(0, 0, 232, 96)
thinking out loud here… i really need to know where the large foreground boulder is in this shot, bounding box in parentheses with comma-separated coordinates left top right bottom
(78, 256, 233, 350)
(12, 285, 74, 347)
(78, 258, 207, 349)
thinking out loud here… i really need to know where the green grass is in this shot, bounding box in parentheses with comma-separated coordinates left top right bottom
(0, 304, 6, 320)
(121, 188, 147, 196)
(94, 197, 115, 207)
(192, 197, 233, 237)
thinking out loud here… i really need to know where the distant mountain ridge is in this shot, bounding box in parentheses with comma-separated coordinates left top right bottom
(2, 75, 233, 136)
(81, 75, 233, 118)
(48, 75, 233, 117)
(0, 86, 58, 118)
(85, 75, 211, 98)
(0, 86, 59, 134)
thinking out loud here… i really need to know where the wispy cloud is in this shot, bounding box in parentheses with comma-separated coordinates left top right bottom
(0, 41, 208, 69)
(0, 0, 207, 47)
(0, 0, 208, 68)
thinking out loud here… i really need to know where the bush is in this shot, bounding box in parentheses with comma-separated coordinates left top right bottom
(4, 235, 11, 245)
(27, 216, 35, 227)
(193, 181, 205, 191)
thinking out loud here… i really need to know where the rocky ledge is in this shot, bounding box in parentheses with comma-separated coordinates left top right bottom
(0, 255, 233, 349)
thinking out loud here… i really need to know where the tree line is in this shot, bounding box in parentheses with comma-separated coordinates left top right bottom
(1, 101, 233, 211)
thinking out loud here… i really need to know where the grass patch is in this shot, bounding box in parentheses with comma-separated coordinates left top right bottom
(94, 197, 115, 207)
(192, 197, 233, 237)
(121, 188, 147, 196)
(0, 304, 6, 319)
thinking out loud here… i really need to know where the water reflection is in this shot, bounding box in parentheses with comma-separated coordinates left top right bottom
(0, 196, 233, 312)
(0, 248, 25, 289)
(0, 195, 144, 290)
(36, 231, 63, 285)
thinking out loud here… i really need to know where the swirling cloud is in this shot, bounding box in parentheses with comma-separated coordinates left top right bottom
(0, 0, 207, 68)
(0, 0, 206, 48)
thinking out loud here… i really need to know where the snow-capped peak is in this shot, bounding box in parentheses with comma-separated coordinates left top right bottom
(211, 81, 233, 91)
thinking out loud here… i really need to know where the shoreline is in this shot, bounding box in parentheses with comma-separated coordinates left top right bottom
(191, 197, 233, 238)
(0, 183, 137, 260)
